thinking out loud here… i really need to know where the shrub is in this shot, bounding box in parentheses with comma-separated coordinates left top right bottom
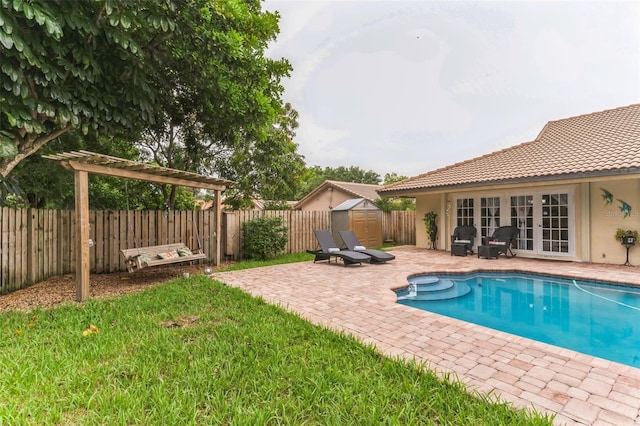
(241, 216, 288, 260)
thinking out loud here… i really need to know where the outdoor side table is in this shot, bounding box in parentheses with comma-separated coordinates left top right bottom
(478, 245, 499, 259)
(451, 243, 468, 256)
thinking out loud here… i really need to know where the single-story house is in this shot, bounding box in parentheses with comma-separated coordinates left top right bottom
(294, 180, 382, 211)
(378, 104, 640, 266)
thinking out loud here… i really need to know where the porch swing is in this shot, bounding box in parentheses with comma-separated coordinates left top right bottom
(119, 184, 207, 272)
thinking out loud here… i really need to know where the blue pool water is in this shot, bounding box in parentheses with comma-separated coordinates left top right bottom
(396, 272, 640, 368)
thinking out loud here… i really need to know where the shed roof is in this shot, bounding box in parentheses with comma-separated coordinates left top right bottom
(333, 198, 378, 211)
(379, 104, 640, 196)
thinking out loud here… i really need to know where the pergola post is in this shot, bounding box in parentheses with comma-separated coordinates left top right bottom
(215, 189, 221, 266)
(74, 170, 90, 301)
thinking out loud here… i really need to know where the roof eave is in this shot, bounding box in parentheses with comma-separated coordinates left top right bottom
(378, 168, 640, 196)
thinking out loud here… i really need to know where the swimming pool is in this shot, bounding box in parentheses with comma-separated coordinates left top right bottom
(395, 272, 640, 368)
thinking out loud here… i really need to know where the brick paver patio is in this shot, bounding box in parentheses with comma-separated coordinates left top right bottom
(213, 246, 640, 425)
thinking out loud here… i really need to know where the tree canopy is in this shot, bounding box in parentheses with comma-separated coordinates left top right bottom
(0, 0, 178, 176)
(0, 0, 306, 209)
(0, 1, 297, 203)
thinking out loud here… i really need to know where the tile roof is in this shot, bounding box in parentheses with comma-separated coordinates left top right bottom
(295, 180, 382, 209)
(379, 104, 640, 195)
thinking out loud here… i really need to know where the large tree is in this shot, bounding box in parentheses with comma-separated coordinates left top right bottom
(135, 0, 298, 209)
(221, 103, 305, 209)
(0, 0, 177, 177)
(0, 0, 295, 197)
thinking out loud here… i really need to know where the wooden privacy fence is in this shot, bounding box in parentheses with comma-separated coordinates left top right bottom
(223, 210, 416, 260)
(1, 208, 415, 295)
(382, 210, 416, 244)
(222, 210, 332, 259)
(0, 208, 216, 295)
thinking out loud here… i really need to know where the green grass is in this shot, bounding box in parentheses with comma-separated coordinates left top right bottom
(221, 252, 314, 271)
(0, 268, 554, 425)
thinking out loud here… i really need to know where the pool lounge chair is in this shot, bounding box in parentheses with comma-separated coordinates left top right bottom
(307, 230, 371, 266)
(482, 225, 519, 258)
(338, 230, 395, 263)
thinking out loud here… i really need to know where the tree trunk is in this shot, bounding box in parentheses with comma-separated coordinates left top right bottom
(0, 127, 72, 178)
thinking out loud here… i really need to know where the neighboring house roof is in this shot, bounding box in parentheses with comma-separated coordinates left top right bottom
(294, 180, 382, 209)
(379, 104, 640, 196)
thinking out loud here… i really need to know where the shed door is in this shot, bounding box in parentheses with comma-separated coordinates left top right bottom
(352, 211, 382, 247)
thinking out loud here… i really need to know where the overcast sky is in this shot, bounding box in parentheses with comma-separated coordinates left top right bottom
(263, 0, 640, 180)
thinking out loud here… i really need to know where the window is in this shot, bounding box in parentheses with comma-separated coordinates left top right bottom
(456, 198, 474, 226)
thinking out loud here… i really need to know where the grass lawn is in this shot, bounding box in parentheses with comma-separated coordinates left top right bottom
(0, 255, 553, 425)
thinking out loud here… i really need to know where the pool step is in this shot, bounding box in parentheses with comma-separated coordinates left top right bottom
(398, 277, 471, 301)
(411, 277, 454, 293)
(409, 282, 471, 301)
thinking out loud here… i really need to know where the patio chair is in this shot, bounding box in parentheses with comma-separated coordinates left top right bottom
(338, 230, 395, 263)
(450, 225, 477, 256)
(482, 226, 519, 258)
(307, 230, 371, 266)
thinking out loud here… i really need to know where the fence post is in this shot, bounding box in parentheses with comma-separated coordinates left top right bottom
(26, 208, 37, 285)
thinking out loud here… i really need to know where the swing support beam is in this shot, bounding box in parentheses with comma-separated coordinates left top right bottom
(43, 151, 234, 302)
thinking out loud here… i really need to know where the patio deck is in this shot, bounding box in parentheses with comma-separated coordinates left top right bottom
(213, 246, 640, 425)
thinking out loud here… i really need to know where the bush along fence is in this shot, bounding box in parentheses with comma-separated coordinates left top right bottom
(0, 208, 416, 295)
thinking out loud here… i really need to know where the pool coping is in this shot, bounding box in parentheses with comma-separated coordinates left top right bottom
(214, 246, 640, 425)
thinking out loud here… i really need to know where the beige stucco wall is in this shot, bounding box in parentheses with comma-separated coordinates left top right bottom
(414, 193, 444, 248)
(412, 178, 640, 265)
(298, 189, 354, 211)
(414, 175, 640, 266)
(590, 179, 640, 265)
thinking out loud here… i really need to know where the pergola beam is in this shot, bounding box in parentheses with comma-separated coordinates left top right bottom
(61, 160, 227, 191)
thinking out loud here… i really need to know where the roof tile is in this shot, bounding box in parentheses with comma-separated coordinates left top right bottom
(379, 104, 640, 195)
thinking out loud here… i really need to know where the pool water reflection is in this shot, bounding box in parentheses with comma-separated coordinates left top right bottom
(396, 272, 640, 368)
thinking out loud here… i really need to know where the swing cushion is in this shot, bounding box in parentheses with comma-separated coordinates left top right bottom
(158, 250, 179, 259)
(178, 246, 193, 257)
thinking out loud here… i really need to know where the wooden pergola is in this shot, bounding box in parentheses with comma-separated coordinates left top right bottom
(43, 150, 234, 302)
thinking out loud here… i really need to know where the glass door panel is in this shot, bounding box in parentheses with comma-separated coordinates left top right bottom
(510, 195, 533, 251)
(480, 197, 500, 243)
(542, 193, 569, 253)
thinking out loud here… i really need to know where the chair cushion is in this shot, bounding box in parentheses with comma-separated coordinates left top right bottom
(354, 245, 366, 251)
(328, 247, 340, 253)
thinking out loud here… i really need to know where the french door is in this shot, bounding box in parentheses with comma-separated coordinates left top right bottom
(457, 190, 574, 257)
(509, 191, 573, 256)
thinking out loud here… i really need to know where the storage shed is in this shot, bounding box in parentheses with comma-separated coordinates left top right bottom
(331, 198, 383, 248)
